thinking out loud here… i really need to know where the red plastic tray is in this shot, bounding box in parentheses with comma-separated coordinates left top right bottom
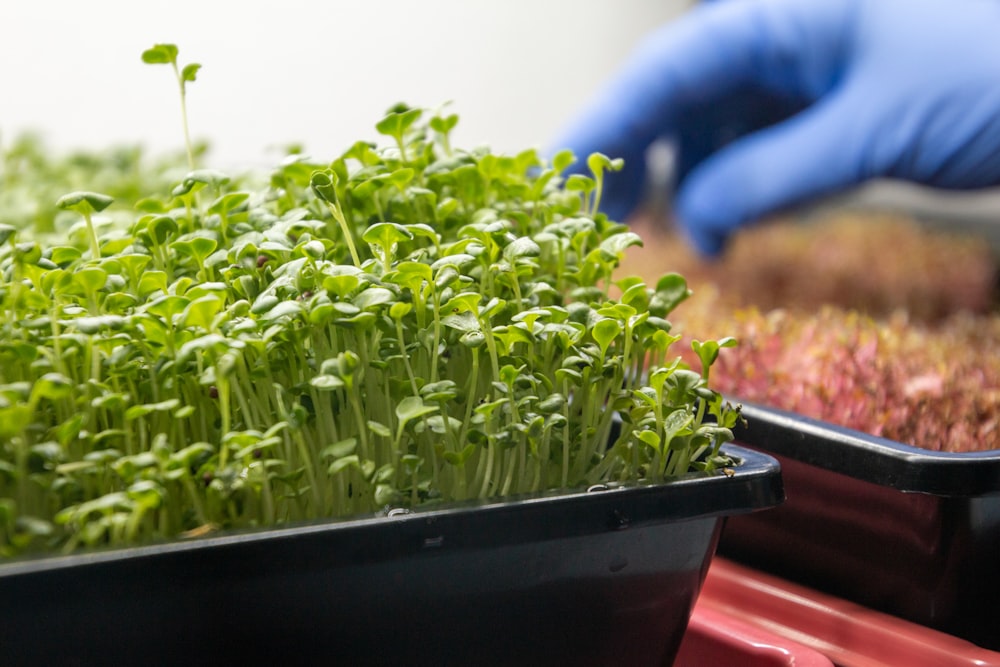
(698, 558, 1000, 667)
(677, 604, 834, 666)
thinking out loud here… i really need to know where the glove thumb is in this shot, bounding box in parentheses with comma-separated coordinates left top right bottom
(676, 88, 867, 255)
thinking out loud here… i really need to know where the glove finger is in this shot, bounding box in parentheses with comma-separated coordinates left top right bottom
(550, 0, 849, 219)
(676, 88, 866, 256)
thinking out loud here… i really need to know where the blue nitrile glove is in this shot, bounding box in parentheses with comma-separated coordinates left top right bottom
(552, 0, 1000, 255)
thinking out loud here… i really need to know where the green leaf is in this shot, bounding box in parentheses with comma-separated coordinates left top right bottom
(310, 375, 345, 391)
(328, 455, 360, 476)
(565, 174, 595, 192)
(352, 287, 395, 310)
(663, 409, 695, 447)
(146, 294, 189, 321)
(367, 421, 392, 438)
(503, 236, 541, 260)
(192, 235, 219, 259)
(178, 169, 230, 193)
(389, 302, 412, 320)
(56, 191, 114, 215)
(536, 393, 566, 414)
(374, 483, 398, 506)
(323, 273, 360, 299)
(148, 216, 178, 245)
(552, 149, 576, 174)
(459, 330, 486, 348)
(442, 293, 481, 314)
(170, 236, 218, 265)
(362, 222, 413, 249)
(393, 260, 433, 284)
(651, 273, 691, 317)
(176, 333, 231, 364)
(141, 43, 178, 65)
(0, 224, 17, 245)
(181, 63, 201, 82)
(636, 429, 662, 453)
(74, 266, 108, 293)
(181, 295, 225, 331)
(600, 232, 643, 256)
(125, 399, 181, 421)
(586, 152, 624, 176)
(320, 439, 358, 460)
(430, 114, 459, 134)
(310, 170, 339, 203)
(169, 443, 213, 471)
(260, 300, 304, 322)
(692, 337, 738, 378)
(441, 311, 480, 333)
(592, 318, 622, 357)
(128, 480, 165, 508)
(375, 107, 423, 139)
(401, 454, 423, 476)
(208, 192, 248, 216)
(69, 315, 127, 334)
(387, 168, 415, 188)
(31, 373, 74, 402)
(395, 396, 437, 428)
(343, 140, 380, 165)
(420, 381, 459, 403)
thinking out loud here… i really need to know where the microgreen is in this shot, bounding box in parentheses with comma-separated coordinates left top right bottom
(0, 50, 741, 559)
(55, 191, 113, 259)
(142, 43, 201, 170)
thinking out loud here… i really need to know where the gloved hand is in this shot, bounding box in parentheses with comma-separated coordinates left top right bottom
(552, 0, 1000, 255)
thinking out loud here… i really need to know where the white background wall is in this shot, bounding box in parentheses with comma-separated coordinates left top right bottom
(1, 1, 692, 168)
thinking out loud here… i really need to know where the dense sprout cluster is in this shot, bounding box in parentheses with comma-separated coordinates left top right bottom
(674, 294, 1000, 452)
(0, 107, 739, 557)
(617, 212, 1000, 453)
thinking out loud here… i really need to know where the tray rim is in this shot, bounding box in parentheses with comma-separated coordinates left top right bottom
(735, 401, 1000, 496)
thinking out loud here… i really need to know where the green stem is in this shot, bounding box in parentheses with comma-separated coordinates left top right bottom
(348, 390, 370, 462)
(458, 347, 480, 446)
(171, 62, 196, 171)
(216, 375, 232, 467)
(82, 211, 101, 259)
(395, 135, 408, 164)
(560, 377, 571, 489)
(480, 316, 502, 385)
(499, 447, 517, 496)
(325, 202, 361, 268)
(181, 476, 209, 526)
(394, 319, 420, 397)
(591, 173, 604, 217)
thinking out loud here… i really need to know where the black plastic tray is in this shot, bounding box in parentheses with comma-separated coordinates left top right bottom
(721, 403, 1000, 649)
(0, 444, 781, 667)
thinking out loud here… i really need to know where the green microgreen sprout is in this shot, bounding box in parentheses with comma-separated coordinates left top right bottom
(310, 169, 361, 268)
(55, 191, 113, 259)
(0, 50, 742, 560)
(375, 106, 423, 164)
(586, 152, 625, 217)
(141, 43, 201, 171)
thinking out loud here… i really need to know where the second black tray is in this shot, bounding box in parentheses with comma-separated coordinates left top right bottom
(722, 403, 1000, 649)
